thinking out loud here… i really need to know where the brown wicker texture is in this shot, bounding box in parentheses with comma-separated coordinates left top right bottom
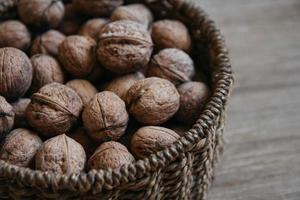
(0, 0, 234, 199)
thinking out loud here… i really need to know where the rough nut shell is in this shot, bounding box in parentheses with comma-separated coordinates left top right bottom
(0, 96, 14, 137)
(11, 98, 30, 128)
(79, 18, 109, 41)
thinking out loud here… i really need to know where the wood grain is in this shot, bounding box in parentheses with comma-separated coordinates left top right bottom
(191, 0, 300, 199)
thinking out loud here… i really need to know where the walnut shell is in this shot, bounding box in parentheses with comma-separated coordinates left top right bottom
(66, 79, 98, 105)
(126, 77, 180, 125)
(147, 48, 195, 85)
(79, 18, 109, 41)
(175, 82, 210, 124)
(30, 54, 65, 93)
(58, 3, 83, 35)
(0, 47, 33, 101)
(88, 141, 134, 170)
(131, 126, 180, 159)
(31, 30, 66, 57)
(59, 35, 97, 78)
(111, 4, 153, 28)
(97, 20, 153, 74)
(0, 96, 14, 137)
(18, 0, 65, 28)
(26, 83, 83, 137)
(105, 72, 145, 101)
(151, 20, 192, 52)
(11, 98, 30, 128)
(0, 20, 31, 51)
(82, 91, 129, 142)
(0, 128, 42, 167)
(74, 0, 123, 17)
(35, 134, 86, 174)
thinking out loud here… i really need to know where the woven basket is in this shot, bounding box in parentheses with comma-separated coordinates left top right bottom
(0, 0, 234, 199)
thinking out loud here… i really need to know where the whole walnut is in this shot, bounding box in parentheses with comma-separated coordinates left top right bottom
(0, 20, 31, 51)
(147, 48, 195, 85)
(59, 3, 83, 35)
(74, 0, 123, 17)
(79, 18, 109, 41)
(131, 126, 180, 159)
(97, 20, 153, 74)
(82, 91, 129, 142)
(26, 83, 83, 137)
(126, 77, 180, 125)
(151, 20, 192, 52)
(18, 0, 65, 28)
(31, 30, 66, 57)
(105, 72, 145, 101)
(0, 47, 33, 101)
(11, 98, 30, 128)
(111, 4, 153, 28)
(35, 134, 86, 175)
(88, 141, 134, 170)
(30, 54, 65, 93)
(0, 128, 42, 167)
(175, 82, 210, 124)
(0, 96, 14, 137)
(66, 79, 98, 105)
(59, 35, 97, 78)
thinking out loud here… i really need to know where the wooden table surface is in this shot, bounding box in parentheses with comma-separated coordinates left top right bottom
(191, 0, 300, 199)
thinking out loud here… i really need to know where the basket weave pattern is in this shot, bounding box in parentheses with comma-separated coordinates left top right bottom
(0, 0, 234, 199)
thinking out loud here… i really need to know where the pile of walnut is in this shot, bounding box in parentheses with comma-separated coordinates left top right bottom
(0, 0, 210, 175)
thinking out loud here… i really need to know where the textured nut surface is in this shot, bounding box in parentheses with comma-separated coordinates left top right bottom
(82, 91, 129, 142)
(59, 3, 82, 35)
(11, 98, 30, 128)
(111, 4, 153, 28)
(88, 141, 134, 170)
(0, 20, 31, 50)
(0, 96, 14, 136)
(74, 0, 123, 17)
(30, 54, 65, 93)
(131, 126, 180, 159)
(35, 134, 86, 174)
(151, 20, 192, 52)
(126, 77, 180, 125)
(26, 83, 83, 137)
(176, 82, 210, 124)
(105, 72, 144, 101)
(66, 79, 98, 105)
(0, 47, 33, 101)
(79, 18, 109, 41)
(147, 48, 195, 85)
(97, 20, 153, 73)
(31, 30, 66, 57)
(0, 128, 42, 167)
(59, 35, 97, 78)
(18, 0, 65, 28)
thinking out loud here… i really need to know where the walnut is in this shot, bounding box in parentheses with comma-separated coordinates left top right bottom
(11, 98, 30, 128)
(105, 72, 145, 101)
(151, 20, 192, 52)
(66, 79, 98, 105)
(0, 96, 14, 137)
(59, 35, 97, 78)
(73, 0, 123, 17)
(31, 30, 66, 57)
(126, 77, 180, 125)
(111, 4, 153, 28)
(26, 83, 83, 137)
(18, 0, 65, 28)
(82, 91, 129, 142)
(175, 82, 210, 124)
(30, 54, 65, 94)
(0, 20, 31, 51)
(0, 128, 42, 167)
(35, 134, 86, 174)
(131, 126, 180, 159)
(0, 47, 33, 101)
(58, 3, 83, 35)
(97, 20, 153, 74)
(147, 48, 195, 85)
(88, 141, 134, 170)
(79, 18, 109, 41)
